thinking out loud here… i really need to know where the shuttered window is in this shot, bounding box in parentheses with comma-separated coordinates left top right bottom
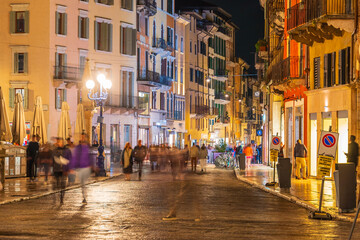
(55, 88, 67, 110)
(56, 11, 67, 35)
(9, 88, 29, 109)
(120, 26, 136, 55)
(96, 0, 114, 5)
(313, 57, 320, 89)
(78, 16, 89, 39)
(95, 21, 113, 52)
(338, 48, 351, 85)
(324, 52, 336, 88)
(331, 52, 336, 86)
(14, 52, 28, 74)
(121, 0, 133, 10)
(190, 68, 194, 82)
(10, 11, 29, 34)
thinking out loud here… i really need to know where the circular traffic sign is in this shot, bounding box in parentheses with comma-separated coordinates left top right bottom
(322, 134, 336, 148)
(272, 137, 280, 145)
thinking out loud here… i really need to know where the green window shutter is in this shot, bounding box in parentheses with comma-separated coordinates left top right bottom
(85, 18, 89, 39)
(55, 12, 59, 34)
(24, 53, 28, 74)
(9, 88, 15, 108)
(109, 24, 113, 52)
(10, 11, 15, 33)
(14, 53, 18, 73)
(94, 21, 98, 50)
(131, 29, 136, 55)
(55, 88, 60, 109)
(100, 22, 107, 50)
(120, 26, 124, 53)
(126, 28, 132, 55)
(64, 13, 67, 35)
(78, 16, 81, 38)
(24, 11, 29, 33)
(64, 89, 67, 102)
(23, 88, 29, 110)
(338, 50, 343, 85)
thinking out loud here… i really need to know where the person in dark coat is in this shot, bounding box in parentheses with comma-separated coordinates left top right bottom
(346, 135, 359, 168)
(122, 142, 133, 181)
(132, 140, 147, 181)
(26, 135, 40, 181)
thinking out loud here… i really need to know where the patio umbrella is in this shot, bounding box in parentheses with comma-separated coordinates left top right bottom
(82, 58, 94, 104)
(0, 87, 12, 142)
(58, 102, 71, 140)
(74, 103, 86, 144)
(32, 96, 47, 144)
(11, 93, 26, 145)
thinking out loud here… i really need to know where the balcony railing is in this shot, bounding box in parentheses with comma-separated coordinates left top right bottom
(215, 116, 230, 124)
(137, 0, 157, 16)
(215, 92, 230, 101)
(152, 38, 173, 52)
(167, 111, 183, 121)
(190, 105, 209, 115)
(210, 107, 219, 116)
(54, 65, 83, 81)
(268, 56, 305, 84)
(137, 70, 172, 87)
(160, 75, 173, 86)
(105, 95, 146, 110)
(217, 26, 231, 38)
(287, 0, 353, 30)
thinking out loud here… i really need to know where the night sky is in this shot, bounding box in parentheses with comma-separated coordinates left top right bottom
(205, 0, 264, 72)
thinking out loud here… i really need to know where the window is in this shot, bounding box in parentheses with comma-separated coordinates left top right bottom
(12, 12, 28, 33)
(181, 68, 183, 83)
(9, 87, 29, 109)
(120, 26, 136, 55)
(95, 19, 112, 52)
(124, 125, 132, 144)
(167, 0, 173, 14)
(78, 15, 89, 39)
(56, 11, 67, 35)
(80, 0, 89, 2)
(190, 41, 192, 53)
(200, 41, 206, 55)
(167, 27, 173, 46)
(145, 17, 149, 36)
(195, 44, 197, 55)
(339, 47, 350, 85)
(324, 52, 335, 88)
(180, 37, 184, 52)
(95, 0, 114, 5)
(161, 0, 164, 10)
(152, 91, 157, 109)
(160, 92, 165, 110)
(55, 88, 67, 109)
(121, 70, 135, 107)
(14, 52, 28, 74)
(190, 68, 194, 82)
(175, 35, 178, 50)
(139, 92, 150, 115)
(55, 51, 67, 78)
(313, 57, 320, 89)
(136, 13, 140, 32)
(175, 66, 178, 82)
(121, 0, 133, 11)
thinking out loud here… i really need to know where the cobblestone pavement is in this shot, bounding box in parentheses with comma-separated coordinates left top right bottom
(0, 166, 359, 240)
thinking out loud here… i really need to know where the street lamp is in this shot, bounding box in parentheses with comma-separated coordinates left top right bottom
(86, 73, 112, 177)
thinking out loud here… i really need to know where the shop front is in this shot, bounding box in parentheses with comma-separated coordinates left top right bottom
(306, 85, 356, 178)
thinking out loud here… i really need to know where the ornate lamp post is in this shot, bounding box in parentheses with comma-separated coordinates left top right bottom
(86, 73, 112, 177)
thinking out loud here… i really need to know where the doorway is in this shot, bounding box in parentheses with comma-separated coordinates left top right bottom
(310, 113, 317, 176)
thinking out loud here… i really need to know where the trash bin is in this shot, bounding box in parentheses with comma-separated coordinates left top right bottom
(0, 155, 5, 187)
(277, 158, 292, 188)
(334, 163, 356, 213)
(238, 153, 246, 170)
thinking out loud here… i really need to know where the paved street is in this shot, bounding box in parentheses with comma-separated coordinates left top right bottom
(0, 167, 359, 239)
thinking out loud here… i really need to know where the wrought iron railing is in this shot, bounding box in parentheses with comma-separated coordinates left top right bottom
(105, 95, 146, 110)
(54, 65, 83, 81)
(137, 0, 157, 16)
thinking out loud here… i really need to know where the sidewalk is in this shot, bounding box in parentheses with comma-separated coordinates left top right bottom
(0, 163, 122, 205)
(234, 164, 357, 222)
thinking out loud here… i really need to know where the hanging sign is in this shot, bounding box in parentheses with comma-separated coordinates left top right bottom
(318, 131, 339, 158)
(270, 136, 281, 151)
(270, 149, 279, 162)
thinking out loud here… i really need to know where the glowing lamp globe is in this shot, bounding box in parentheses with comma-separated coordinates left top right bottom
(103, 79, 112, 90)
(97, 73, 106, 84)
(86, 80, 95, 90)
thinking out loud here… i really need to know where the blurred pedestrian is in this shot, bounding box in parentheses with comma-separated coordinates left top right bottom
(294, 139, 308, 180)
(133, 140, 147, 181)
(236, 143, 242, 156)
(183, 144, 189, 167)
(252, 143, 258, 164)
(122, 142, 133, 181)
(258, 144, 263, 164)
(243, 144, 253, 169)
(190, 143, 199, 172)
(26, 135, 40, 182)
(52, 138, 72, 204)
(70, 133, 91, 204)
(345, 135, 359, 168)
(38, 143, 52, 184)
(199, 145, 208, 172)
(149, 145, 157, 171)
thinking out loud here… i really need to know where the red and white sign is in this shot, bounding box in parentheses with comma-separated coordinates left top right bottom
(318, 131, 339, 158)
(270, 136, 281, 151)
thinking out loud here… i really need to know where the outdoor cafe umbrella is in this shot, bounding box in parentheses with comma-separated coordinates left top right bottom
(32, 96, 47, 144)
(11, 93, 26, 145)
(74, 103, 86, 143)
(58, 102, 71, 140)
(0, 87, 12, 142)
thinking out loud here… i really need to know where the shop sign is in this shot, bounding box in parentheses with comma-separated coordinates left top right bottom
(317, 155, 333, 177)
(318, 131, 339, 158)
(270, 136, 281, 151)
(270, 150, 278, 162)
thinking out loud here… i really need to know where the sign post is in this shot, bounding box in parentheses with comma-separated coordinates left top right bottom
(309, 131, 339, 220)
(266, 136, 281, 187)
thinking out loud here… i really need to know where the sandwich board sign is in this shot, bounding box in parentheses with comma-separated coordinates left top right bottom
(270, 136, 281, 151)
(317, 131, 339, 177)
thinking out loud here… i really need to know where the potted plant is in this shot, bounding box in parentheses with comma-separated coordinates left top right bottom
(255, 39, 268, 52)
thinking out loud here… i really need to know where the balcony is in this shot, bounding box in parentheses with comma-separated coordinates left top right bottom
(208, 107, 219, 118)
(212, 70, 228, 82)
(214, 92, 231, 105)
(190, 105, 210, 118)
(196, 19, 218, 35)
(137, 70, 172, 89)
(105, 95, 146, 114)
(137, 0, 157, 16)
(151, 38, 173, 56)
(214, 116, 230, 128)
(215, 26, 232, 41)
(287, 0, 354, 45)
(54, 65, 83, 82)
(167, 111, 184, 121)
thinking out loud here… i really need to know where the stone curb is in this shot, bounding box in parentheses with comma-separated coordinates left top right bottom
(234, 169, 354, 222)
(0, 173, 123, 206)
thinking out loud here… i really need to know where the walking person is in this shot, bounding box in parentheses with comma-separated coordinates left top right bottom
(133, 140, 147, 181)
(70, 133, 91, 204)
(252, 143, 258, 164)
(122, 142, 133, 181)
(26, 135, 40, 182)
(294, 139, 308, 180)
(52, 138, 72, 204)
(190, 143, 199, 172)
(243, 144, 253, 169)
(345, 135, 359, 168)
(38, 143, 52, 184)
(199, 145, 208, 173)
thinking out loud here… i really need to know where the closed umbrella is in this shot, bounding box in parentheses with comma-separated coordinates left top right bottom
(58, 102, 71, 140)
(74, 103, 86, 144)
(12, 93, 26, 145)
(32, 96, 47, 144)
(0, 87, 12, 142)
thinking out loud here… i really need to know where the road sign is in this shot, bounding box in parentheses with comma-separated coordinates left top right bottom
(270, 150, 278, 162)
(318, 131, 339, 158)
(317, 155, 333, 177)
(270, 136, 281, 151)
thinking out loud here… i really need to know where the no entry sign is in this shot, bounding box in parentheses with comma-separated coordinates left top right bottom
(318, 131, 339, 159)
(270, 136, 281, 151)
